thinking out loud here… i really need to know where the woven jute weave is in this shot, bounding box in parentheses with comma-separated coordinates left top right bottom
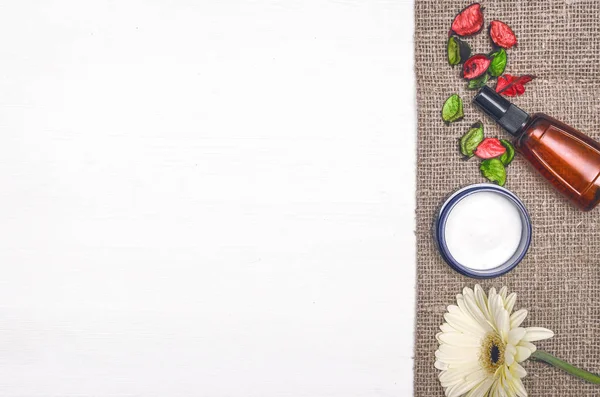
(414, 0, 600, 395)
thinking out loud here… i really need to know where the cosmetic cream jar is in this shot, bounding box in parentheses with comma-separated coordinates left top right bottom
(434, 183, 532, 278)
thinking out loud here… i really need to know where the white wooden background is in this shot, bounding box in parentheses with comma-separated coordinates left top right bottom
(0, 1, 415, 396)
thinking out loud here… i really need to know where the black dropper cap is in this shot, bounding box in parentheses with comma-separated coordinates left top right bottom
(473, 86, 530, 137)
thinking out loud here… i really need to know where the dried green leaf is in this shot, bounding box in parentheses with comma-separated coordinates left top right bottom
(447, 36, 471, 66)
(480, 158, 507, 186)
(460, 122, 484, 157)
(467, 73, 489, 89)
(489, 48, 507, 77)
(499, 139, 515, 166)
(442, 94, 464, 124)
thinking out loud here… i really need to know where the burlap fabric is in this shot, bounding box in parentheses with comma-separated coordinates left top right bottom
(414, 1, 600, 395)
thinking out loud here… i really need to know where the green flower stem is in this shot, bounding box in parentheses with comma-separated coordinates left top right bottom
(531, 350, 600, 384)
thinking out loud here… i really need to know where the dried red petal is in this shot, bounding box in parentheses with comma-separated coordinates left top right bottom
(495, 74, 514, 92)
(462, 54, 491, 79)
(450, 3, 484, 37)
(474, 138, 506, 159)
(489, 20, 517, 49)
(496, 74, 536, 97)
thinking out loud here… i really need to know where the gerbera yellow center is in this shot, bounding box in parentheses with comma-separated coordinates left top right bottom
(480, 333, 505, 374)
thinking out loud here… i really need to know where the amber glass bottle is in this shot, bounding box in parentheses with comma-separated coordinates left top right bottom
(474, 86, 600, 211)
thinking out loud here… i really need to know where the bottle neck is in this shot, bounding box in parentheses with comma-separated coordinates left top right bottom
(472, 87, 530, 136)
(497, 103, 530, 137)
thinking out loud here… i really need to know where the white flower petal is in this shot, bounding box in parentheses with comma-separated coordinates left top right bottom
(439, 365, 474, 385)
(447, 305, 461, 314)
(507, 327, 526, 345)
(440, 376, 462, 388)
(488, 287, 497, 304)
(462, 290, 494, 332)
(438, 332, 482, 347)
(440, 323, 454, 333)
(474, 284, 491, 321)
(510, 309, 528, 329)
(518, 341, 536, 353)
(489, 380, 500, 397)
(444, 312, 486, 336)
(499, 286, 508, 300)
(436, 346, 479, 363)
(488, 298, 499, 329)
(495, 308, 510, 341)
(515, 346, 532, 362)
(443, 361, 481, 377)
(489, 294, 506, 332)
(463, 286, 474, 298)
(509, 362, 527, 378)
(505, 351, 514, 366)
(465, 378, 494, 397)
(504, 365, 513, 381)
(438, 344, 480, 358)
(465, 368, 487, 383)
(446, 378, 484, 397)
(511, 376, 528, 397)
(435, 360, 449, 370)
(504, 293, 517, 314)
(506, 343, 517, 355)
(505, 344, 516, 367)
(523, 327, 554, 342)
(465, 288, 491, 329)
(496, 381, 508, 397)
(500, 375, 515, 397)
(456, 294, 474, 319)
(439, 363, 481, 387)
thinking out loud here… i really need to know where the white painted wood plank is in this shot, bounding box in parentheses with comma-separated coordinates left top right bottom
(0, 1, 415, 395)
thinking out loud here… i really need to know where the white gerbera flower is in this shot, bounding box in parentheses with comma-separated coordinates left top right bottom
(435, 285, 554, 397)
